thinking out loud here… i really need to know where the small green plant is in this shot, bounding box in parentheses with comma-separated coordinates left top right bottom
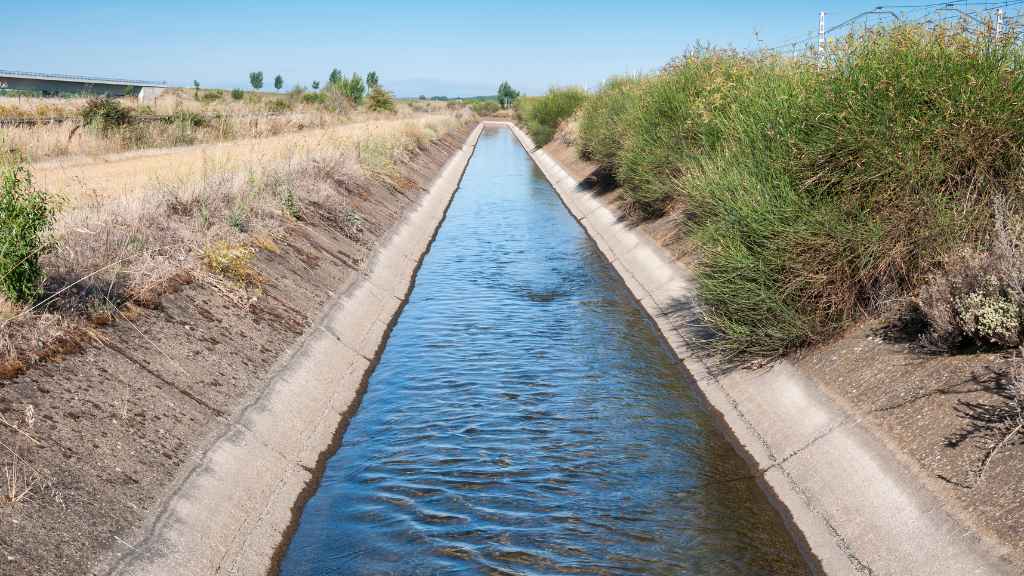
(249, 71, 264, 91)
(266, 99, 292, 113)
(274, 74, 284, 91)
(231, 88, 244, 100)
(366, 71, 379, 90)
(311, 80, 320, 91)
(469, 100, 500, 116)
(80, 97, 133, 134)
(0, 165, 52, 303)
(367, 86, 395, 112)
(168, 110, 209, 128)
(202, 242, 260, 285)
(281, 189, 300, 219)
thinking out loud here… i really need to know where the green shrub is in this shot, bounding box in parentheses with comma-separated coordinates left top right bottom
(0, 165, 52, 303)
(266, 98, 293, 113)
(80, 97, 133, 133)
(517, 87, 587, 147)
(469, 100, 500, 116)
(576, 76, 641, 167)
(367, 86, 395, 112)
(231, 88, 245, 100)
(168, 110, 209, 128)
(201, 90, 223, 102)
(302, 92, 324, 104)
(576, 23, 1024, 358)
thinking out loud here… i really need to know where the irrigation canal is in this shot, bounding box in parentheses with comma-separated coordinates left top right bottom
(278, 126, 808, 575)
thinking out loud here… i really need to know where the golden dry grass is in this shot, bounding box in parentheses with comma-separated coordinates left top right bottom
(31, 116, 458, 206)
(0, 89, 459, 162)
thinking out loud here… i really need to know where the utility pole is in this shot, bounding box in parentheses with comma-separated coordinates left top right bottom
(995, 8, 1004, 40)
(818, 11, 827, 68)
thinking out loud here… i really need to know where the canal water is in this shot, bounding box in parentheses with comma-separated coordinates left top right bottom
(280, 126, 807, 575)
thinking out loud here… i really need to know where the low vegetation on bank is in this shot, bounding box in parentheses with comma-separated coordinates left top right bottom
(0, 79, 436, 162)
(516, 87, 587, 146)
(0, 110, 472, 377)
(527, 22, 1024, 360)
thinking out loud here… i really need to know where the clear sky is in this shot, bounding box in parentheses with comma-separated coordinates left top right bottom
(1, 1, 1004, 97)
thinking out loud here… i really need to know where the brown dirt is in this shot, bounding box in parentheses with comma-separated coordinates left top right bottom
(0, 126, 471, 576)
(542, 135, 1024, 565)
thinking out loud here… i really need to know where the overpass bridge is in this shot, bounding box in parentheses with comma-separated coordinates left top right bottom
(0, 70, 167, 101)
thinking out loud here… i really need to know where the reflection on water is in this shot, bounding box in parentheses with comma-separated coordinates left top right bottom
(280, 127, 808, 575)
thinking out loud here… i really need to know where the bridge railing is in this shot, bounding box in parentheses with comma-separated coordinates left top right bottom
(0, 69, 167, 86)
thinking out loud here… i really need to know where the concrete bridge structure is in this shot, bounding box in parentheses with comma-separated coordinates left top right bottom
(0, 70, 167, 102)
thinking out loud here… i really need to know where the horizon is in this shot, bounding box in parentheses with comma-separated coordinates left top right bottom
(3, 1, 1017, 97)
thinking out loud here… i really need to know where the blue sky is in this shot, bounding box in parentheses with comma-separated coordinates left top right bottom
(1, 1, 1003, 97)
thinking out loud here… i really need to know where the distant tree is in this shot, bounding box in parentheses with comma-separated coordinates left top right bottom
(249, 71, 264, 90)
(274, 75, 284, 91)
(322, 69, 367, 106)
(311, 80, 320, 91)
(366, 71, 379, 90)
(418, 94, 426, 100)
(497, 81, 520, 109)
(193, 80, 200, 99)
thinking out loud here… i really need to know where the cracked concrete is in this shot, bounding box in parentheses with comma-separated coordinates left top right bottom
(498, 121, 1014, 576)
(102, 124, 484, 576)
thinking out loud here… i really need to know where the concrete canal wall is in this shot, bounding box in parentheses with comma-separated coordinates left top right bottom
(499, 121, 1013, 576)
(103, 124, 484, 576)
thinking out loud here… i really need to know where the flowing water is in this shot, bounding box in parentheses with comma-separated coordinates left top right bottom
(279, 126, 808, 575)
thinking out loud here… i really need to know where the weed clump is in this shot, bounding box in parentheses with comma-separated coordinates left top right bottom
(0, 164, 52, 303)
(202, 242, 260, 286)
(367, 86, 396, 113)
(80, 97, 133, 134)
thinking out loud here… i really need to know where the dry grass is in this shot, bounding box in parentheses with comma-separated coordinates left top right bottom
(0, 89, 465, 162)
(0, 110, 473, 374)
(31, 116, 460, 206)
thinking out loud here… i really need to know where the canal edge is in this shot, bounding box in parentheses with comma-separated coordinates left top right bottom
(100, 124, 486, 576)
(494, 120, 1014, 576)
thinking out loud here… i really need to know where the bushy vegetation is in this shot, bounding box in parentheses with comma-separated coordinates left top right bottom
(80, 97, 133, 133)
(575, 24, 1024, 357)
(0, 164, 52, 303)
(231, 88, 244, 100)
(367, 86, 396, 112)
(517, 87, 587, 146)
(469, 100, 500, 116)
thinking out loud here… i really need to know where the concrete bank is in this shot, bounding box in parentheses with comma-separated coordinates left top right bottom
(498, 121, 1014, 576)
(103, 124, 484, 576)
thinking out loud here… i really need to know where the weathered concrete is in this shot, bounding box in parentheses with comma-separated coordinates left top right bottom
(498, 121, 1014, 576)
(103, 124, 484, 576)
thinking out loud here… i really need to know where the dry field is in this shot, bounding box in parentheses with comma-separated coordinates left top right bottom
(0, 107, 475, 375)
(0, 89, 455, 161)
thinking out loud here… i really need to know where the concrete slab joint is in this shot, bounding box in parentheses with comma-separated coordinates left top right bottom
(492, 120, 1014, 576)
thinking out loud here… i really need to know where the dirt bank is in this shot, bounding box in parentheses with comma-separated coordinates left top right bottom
(521, 122, 1018, 575)
(0, 124, 476, 575)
